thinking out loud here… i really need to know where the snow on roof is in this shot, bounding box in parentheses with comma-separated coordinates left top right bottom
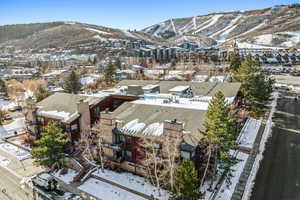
(209, 76, 225, 83)
(142, 84, 159, 90)
(52, 168, 78, 184)
(79, 178, 145, 200)
(121, 119, 146, 134)
(132, 95, 235, 111)
(142, 122, 164, 136)
(169, 85, 190, 92)
(38, 110, 71, 121)
(42, 70, 67, 77)
(38, 173, 53, 180)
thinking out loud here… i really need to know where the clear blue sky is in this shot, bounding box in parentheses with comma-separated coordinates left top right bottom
(0, 0, 299, 30)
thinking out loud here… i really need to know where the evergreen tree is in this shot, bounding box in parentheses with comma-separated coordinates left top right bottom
(35, 86, 51, 102)
(171, 159, 202, 200)
(0, 78, 7, 96)
(229, 53, 241, 72)
(114, 58, 122, 69)
(32, 121, 69, 166)
(64, 71, 82, 94)
(233, 57, 274, 114)
(104, 60, 116, 84)
(200, 91, 237, 185)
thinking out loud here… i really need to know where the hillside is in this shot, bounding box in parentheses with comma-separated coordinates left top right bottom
(0, 22, 160, 49)
(143, 4, 300, 48)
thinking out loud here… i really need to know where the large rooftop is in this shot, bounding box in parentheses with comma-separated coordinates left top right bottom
(36, 93, 105, 123)
(116, 80, 241, 97)
(112, 102, 206, 146)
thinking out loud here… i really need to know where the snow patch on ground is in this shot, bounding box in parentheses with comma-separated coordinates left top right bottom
(238, 117, 262, 150)
(254, 34, 274, 45)
(0, 143, 31, 160)
(92, 169, 170, 200)
(85, 28, 111, 35)
(0, 155, 10, 166)
(194, 14, 223, 34)
(212, 15, 242, 41)
(0, 118, 25, 138)
(280, 31, 300, 47)
(79, 178, 146, 200)
(52, 168, 78, 184)
(0, 99, 17, 110)
(236, 42, 281, 49)
(216, 151, 249, 200)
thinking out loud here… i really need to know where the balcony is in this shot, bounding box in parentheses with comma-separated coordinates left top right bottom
(107, 156, 124, 163)
(103, 142, 125, 151)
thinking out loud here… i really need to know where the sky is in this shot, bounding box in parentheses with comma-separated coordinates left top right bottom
(0, 0, 299, 30)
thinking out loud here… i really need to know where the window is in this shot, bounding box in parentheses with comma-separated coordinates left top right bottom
(154, 143, 162, 149)
(180, 151, 190, 159)
(94, 107, 100, 115)
(71, 124, 78, 131)
(123, 150, 132, 161)
(37, 117, 44, 125)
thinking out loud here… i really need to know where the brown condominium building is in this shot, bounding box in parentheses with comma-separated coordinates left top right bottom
(25, 80, 242, 176)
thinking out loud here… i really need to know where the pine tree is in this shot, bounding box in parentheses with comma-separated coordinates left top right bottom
(171, 159, 202, 200)
(114, 58, 122, 69)
(0, 78, 7, 96)
(35, 86, 51, 102)
(32, 121, 69, 166)
(64, 71, 82, 94)
(229, 53, 241, 72)
(104, 60, 116, 84)
(233, 57, 273, 114)
(200, 91, 237, 185)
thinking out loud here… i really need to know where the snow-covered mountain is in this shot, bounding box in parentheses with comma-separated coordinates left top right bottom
(143, 4, 300, 48)
(0, 22, 161, 49)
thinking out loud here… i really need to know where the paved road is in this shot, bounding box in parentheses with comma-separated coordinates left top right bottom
(251, 93, 300, 200)
(0, 165, 34, 200)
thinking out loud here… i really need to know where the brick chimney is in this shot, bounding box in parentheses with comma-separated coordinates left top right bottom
(77, 99, 91, 132)
(163, 119, 184, 139)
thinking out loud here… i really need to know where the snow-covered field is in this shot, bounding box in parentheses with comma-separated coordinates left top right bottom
(0, 155, 10, 166)
(215, 151, 249, 200)
(0, 118, 25, 138)
(92, 169, 170, 200)
(79, 178, 146, 200)
(238, 117, 262, 150)
(52, 168, 78, 184)
(0, 143, 31, 160)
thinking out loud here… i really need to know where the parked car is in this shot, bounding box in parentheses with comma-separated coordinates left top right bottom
(8, 105, 22, 112)
(32, 173, 57, 190)
(4, 115, 12, 120)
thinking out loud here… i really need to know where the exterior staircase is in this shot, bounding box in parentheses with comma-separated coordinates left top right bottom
(72, 151, 95, 183)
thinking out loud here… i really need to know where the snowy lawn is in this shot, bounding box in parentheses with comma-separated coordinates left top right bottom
(0, 118, 25, 138)
(79, 178, 146, 200)
(238, 117, 262, 150)
(0, 143, 31, 160)
(0, 155, 10, 166)
(92, 169, 170, 200)
(52, 168, 78, 184)
(215, 151, 249, 200)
